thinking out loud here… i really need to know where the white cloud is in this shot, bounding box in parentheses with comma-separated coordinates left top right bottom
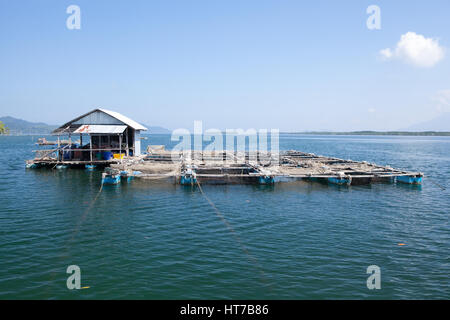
(380, 32, 445, 67)
(379, 48, 392, 60)
(368, 108, 376, 113)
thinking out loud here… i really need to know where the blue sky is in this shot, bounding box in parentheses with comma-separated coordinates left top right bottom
(1, 0, 449, 131)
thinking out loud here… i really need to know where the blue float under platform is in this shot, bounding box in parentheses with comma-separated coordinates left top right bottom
(397, 175, 423, 185)
(327, 177, 352, 185)
(101, 174, 121, 185)
(259, 176, 275, 185)
(180, 175, 197, 185)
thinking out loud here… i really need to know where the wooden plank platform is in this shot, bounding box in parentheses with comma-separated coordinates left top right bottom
(27, 150, 424, 186)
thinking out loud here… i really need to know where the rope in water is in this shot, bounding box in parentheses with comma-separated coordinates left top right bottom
(413, 167, 446, 191)
(70, 182, 103, 241)
(427, 177, 446, 191)
(45, 181, 104, 295)
(194, 178, 269, 284)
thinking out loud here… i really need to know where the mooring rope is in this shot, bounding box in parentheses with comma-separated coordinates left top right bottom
(412, 167, 446, 191)
(194, 179, 269, 285)
(45, 181, 104, 294)
(70, 182, 104, 241)
(427, 177, 446, 191)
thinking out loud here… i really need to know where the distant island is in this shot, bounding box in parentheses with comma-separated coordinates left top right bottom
(284, 131, 450, 136)
(289, 113, 450, 135)
(0, 116, 172, 135)
(0, 116, 57, 135)
(1, 115, 450, 136)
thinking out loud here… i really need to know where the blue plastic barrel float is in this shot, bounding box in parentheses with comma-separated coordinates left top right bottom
(327, 176, 351, 185)
(397, 175, 423, 185)
(63, 150, 72, 160)
(101, 173, 121, 185)
(120, 171, 134, 182)
(102, 151, 113, 160)
(259, 176, 275, 185)
(180, 175, 197, 185)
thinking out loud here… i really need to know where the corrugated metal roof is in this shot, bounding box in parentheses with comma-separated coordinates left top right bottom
(52, 108, 148, 134)
(73, 125, 127, 134)
(99, 108, 147, 131)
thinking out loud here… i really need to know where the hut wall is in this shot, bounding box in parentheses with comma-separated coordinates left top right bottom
(134, 131, 142, 156)
(73, 111, 123, 125)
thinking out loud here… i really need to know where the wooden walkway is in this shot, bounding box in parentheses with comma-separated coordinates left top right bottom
(109, 150, 424, 186)
(27, 149, 423, 185)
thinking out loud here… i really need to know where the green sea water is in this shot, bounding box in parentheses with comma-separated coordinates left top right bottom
(0, 134, 448, 299)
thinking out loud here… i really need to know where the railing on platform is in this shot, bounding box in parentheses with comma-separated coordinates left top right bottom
(33, 146, 134, 161)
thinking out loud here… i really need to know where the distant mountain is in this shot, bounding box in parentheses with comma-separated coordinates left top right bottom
(0, 116, 172, 135)
(0, 116, 57, 135)
(405, 112, 450, 131)
(142, 125, 171, 134)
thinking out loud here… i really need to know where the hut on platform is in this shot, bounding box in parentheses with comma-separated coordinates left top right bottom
(51, 108, 147, 162)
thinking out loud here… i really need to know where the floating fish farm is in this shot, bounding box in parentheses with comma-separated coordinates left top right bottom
(25, 108, 423, 186)
(104, 149, 423, 186)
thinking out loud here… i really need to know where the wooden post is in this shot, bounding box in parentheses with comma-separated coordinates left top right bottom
(119, 134, 122, 163)
(125, 128, 129, 157)
(57, 135, 61, 161)
(68, 133, 72, 161)
(90, 134, 93, 163)
(79, 134, 83, 161)
(130, 129, 134, 156)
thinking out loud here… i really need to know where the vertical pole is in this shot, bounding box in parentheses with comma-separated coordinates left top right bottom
(125, 128, 129, 157)
(79, 134, 82, 161)
(119, 134, 122, 163)
(57, 135, 61, 162)
(131, 129, 134, 156)
(90, 134, 93, 163)
(68, 133, 72, 161)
